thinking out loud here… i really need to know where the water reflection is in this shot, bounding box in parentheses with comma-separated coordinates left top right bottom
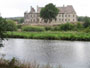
(74, 42, 85, 61)
(0, 39, 90, 68)
(0, 40, 4, 47)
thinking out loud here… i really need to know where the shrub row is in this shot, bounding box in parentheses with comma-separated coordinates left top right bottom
(22, 26, 45, 32)
(13, 22, 90, 33)
(21, 22, 85, 32)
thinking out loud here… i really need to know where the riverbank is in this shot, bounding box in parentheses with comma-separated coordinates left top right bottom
(0, 57, 59, 68)
(6, 31, 90, 41)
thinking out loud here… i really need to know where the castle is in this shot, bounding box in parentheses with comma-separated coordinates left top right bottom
(24, 5, 77, 25)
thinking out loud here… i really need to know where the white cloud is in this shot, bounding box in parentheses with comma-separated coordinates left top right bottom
(0, 0, 90, 17)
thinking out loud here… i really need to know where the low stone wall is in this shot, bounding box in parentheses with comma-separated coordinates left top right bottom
(23, 21, 79, 26)
(23, 22, 66, 26)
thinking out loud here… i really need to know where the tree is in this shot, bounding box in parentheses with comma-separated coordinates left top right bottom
(83, 17, 90, 28)
(0, 17, 7, 40)
(76, 22, 83, 30)
(6, 20, 17, 31)
(40, 3, 59, 23)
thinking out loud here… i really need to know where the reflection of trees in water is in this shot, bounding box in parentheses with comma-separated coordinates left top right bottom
(0, 39, 3, 47)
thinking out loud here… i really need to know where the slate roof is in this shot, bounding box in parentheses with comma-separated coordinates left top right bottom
(37, 5, 76, 14)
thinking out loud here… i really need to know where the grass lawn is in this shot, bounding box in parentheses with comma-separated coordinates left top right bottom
(6, 31, 90, 41)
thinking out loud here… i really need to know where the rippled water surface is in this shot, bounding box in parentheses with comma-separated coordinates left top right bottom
(0, 39, 90, 68)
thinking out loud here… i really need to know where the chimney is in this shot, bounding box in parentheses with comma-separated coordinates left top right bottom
(37, 5, 38, 12)
(63, 5, 65, 7)
(30, 6, 32, 10)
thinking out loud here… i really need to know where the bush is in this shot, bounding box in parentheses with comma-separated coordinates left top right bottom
(6, 20, 17, 31)
(83, 27, 90, 33)
(51, 26, 60, 31)
(22, 26, 45, 32)
(60, 23, 75, 31)
(17, 24, 22, 29)
(45, 27, 52, 31)
(74, 22, 84, 31)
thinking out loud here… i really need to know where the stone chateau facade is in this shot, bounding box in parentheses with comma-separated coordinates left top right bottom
(24, 5, 77, 25)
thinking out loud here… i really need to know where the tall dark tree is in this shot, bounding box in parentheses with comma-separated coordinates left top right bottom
(0, 17, 7, 40)
(40, 3, 59, 23)
(83, 17, 90, 28)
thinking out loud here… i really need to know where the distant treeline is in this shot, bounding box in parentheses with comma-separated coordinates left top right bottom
(78, 16, 90, 22)
(6, 17, 24, 24)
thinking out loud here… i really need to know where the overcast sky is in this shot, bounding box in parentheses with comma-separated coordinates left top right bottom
(0, 0, 89, 18)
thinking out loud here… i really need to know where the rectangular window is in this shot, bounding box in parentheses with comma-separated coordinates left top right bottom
(65, 19, 67, 21)
(62, 14, 64, 17)
(68, 19, 70, 21)
(68, 15, 70, 17)
(73, 15, 74, 17)
(65, 15, 67, 17)
(73, 19, 74, 21)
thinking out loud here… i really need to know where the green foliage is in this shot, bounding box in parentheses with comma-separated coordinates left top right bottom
(17, 24, 22, 29)
(7, 17, 24, 24)
(40, 3, 59, 23)
(22, 26, 45, 32)
(76, 22, 83, 29)
(60, 23, 75, 31)
(78, 16, 86, 22)
(9, 57, 18, 68)
(83, 17, 90, 28)
(0, 17, 8, 40)
(18, 17, 24, 23)
(51, 26, 60, 31)
(45, 26, 52, 31)
(83, 27, 90, 33)
(75, 22, 83, 30)
(6, 20, 17, 31)
(6, 31, 90, 41)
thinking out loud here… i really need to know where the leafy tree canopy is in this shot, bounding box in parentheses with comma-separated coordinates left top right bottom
(6, 20, 17, 31)
(83, 17, 90, 28)
(40, 3, 59, 23)
(0, 17, 8, 40)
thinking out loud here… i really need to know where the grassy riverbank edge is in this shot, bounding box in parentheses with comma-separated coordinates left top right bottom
(0, 57, 61, 68)
(6, 31, 90, 41)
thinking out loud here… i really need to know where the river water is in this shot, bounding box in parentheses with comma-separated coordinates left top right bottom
(0, 39, 90, 68)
